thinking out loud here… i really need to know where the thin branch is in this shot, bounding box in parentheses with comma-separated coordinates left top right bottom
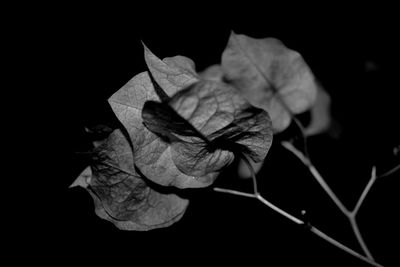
(282, 141, 350, 215)
(255, 193, 303, 225)
(282, 141, 377, 260)
(291, 115, 310, 159)
(310, 227, 383, 267)
(213, 187, 303, 225)
(349, 216, 375, 260)
(352, 166, 377, 215)
(213, 187, 384, 267)
(213, 187, 256, 199)
(281, 141, 311, 166)
(243, 153, 302, 225)
(241, 155, 259, 194)
(347, 166, 377, 260)
(308, 165, 350, 215)
(215, 143, 385, 265)
(378, 163, 400, 179)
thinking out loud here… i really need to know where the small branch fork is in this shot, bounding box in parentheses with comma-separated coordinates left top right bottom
(214, 153, 391, 267)
(282, 142, 400, 260)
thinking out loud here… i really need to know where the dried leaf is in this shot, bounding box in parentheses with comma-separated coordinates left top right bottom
(142, 80, 272, 179)
(110, 44, 272, 188)
(221, 32, 317, 132)
(109, 48, 213, 188)
(81, 129, 188, 231)
(143, 43, 198, 97)
(73, 42, 275, 231)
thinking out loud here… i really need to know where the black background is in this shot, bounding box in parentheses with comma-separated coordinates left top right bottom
(23, 6, 399, 267)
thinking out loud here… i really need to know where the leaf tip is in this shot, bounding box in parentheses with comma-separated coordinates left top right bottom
(141, 40, 153, 57)
(141, 40, 149, 50)
(229, 30, 239, 40)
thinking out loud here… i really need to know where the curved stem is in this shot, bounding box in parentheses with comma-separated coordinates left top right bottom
(308, 164, 350, 215)
(213, 187, 256, 199)
(291, 115, 310, 159)
(282, 141, 349, 215)
(213, 149, 386, 266)
(241, 155, 259, 195)
(349, 215, 374, 260)
(213, 186, 384, 267)
(352, 166, 377, 215)
(282, 141, 377, 260)
(309, 227, 383, 267)
(255, 193, 303, 225)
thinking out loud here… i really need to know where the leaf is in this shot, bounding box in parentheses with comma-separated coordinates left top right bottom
(143, 43, 198, 97)
(109, 46, 216, 188)
(221, 32, 317, 133)
(142, 80, 273, 178)
(304, 84, 332, 136)
(109, 44, 272, 189)
(82, 129, 188, 231)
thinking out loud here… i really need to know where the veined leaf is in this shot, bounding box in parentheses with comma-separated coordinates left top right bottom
(109, 45, 217, 188)
(73, 41, 275, 231)
(221, 32, 317, 132)
(143, 43, 198, 97)
(110, 44, 272, 189)
(74, 129, 188, 231)
(143, 80, 273, 178)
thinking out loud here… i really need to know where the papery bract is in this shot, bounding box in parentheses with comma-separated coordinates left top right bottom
(71, 129, 188, 231)
(142, 80, 272, 179)
(73, 41, 275, 231)
(108, 47, 213, 188)
(221, 32, 317, 132)
(110, 45, 273, 189)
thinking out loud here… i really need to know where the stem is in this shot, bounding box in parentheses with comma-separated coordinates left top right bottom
(215, 150, 385, 266)
(282, 141, 376, 260)
(255, 193, 303, 225)
(291, 115, 310, 159)
(348, 166, 377, 260)
(241, 155, 259, 194)
(310, 227, 384, 267)
(282, 141, 349, 215)
(378, 163, 400, 178)
(352, 166, 377, 215)
(213, 187, 256, 199)
(308, 164, 350, 215)
(213, 187, 384, 267)
(349, 215, 374, 260)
